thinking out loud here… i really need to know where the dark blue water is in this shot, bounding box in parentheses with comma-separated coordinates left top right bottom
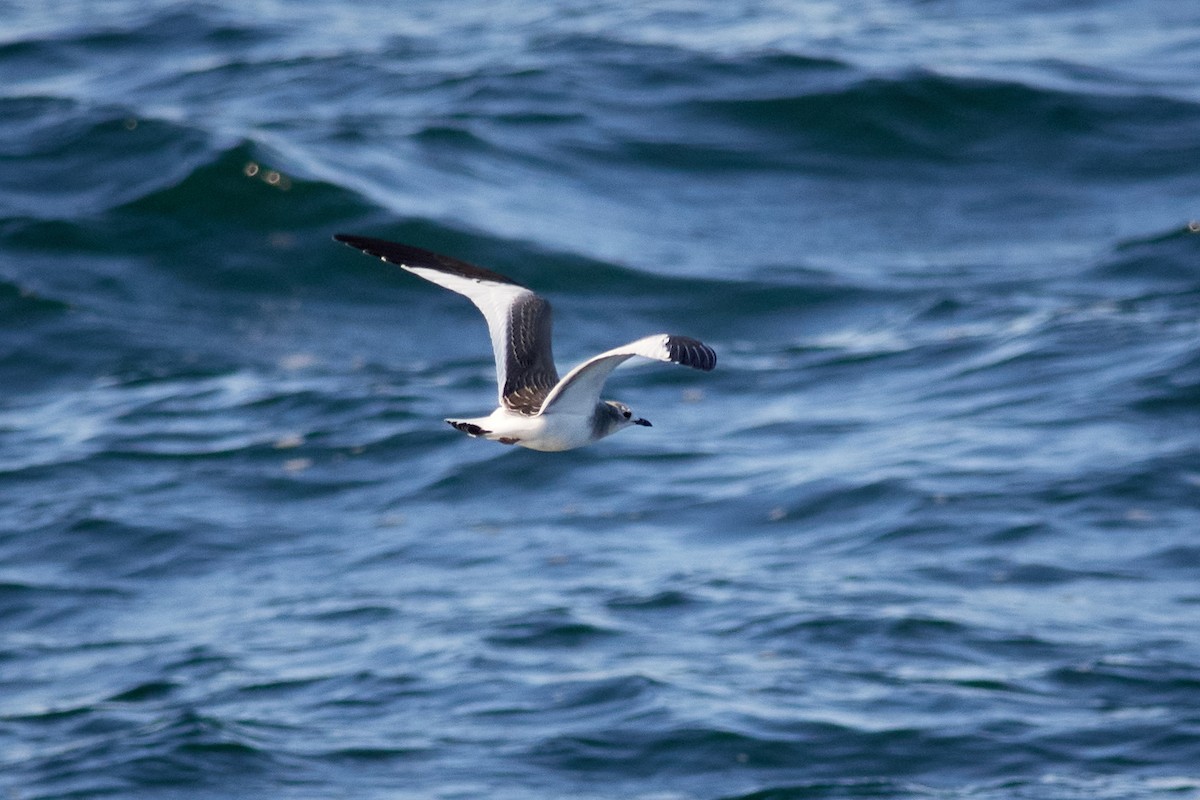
(3, 2, 1199, 798)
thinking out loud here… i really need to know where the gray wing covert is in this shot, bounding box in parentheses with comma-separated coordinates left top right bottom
(501, 293, 559, 415)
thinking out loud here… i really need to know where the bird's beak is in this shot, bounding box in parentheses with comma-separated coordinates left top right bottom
(634, 417, 652, 427)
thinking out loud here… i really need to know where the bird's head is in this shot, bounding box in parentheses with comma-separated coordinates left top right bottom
(603, 400, 651, 430)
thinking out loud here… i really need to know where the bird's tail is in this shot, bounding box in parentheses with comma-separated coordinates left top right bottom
(446, 419, 490, 437)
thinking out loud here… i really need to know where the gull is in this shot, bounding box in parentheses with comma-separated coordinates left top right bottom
(334, 234, 717, 451)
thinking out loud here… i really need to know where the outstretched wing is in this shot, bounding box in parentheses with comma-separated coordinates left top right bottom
(538, 334, 716, 416)
(334, 235, 559, 414)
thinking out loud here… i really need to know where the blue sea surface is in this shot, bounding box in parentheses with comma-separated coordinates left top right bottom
(2, 1, 1199, 798)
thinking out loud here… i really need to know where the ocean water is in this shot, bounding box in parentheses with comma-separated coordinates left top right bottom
(2, 1, 1199, 798)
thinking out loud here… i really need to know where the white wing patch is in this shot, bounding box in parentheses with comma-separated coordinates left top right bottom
(538, 334, 715, 416)
(403, 264, 532, 404)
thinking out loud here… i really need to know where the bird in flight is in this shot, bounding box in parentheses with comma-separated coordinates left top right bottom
(334, 234, 717, 451)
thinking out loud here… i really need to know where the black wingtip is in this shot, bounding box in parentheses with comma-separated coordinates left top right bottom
(333, 233, 384, 260)
(333, 233, 390, 258)
(333, 234, 526, 287)
(666, 335, 717, 372)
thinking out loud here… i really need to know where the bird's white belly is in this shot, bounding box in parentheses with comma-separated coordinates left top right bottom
(520, 412, 598, 451)
(468, 408, 596, 452)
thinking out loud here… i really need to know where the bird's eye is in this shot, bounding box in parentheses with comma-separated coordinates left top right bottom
(623, 410, 632, 419)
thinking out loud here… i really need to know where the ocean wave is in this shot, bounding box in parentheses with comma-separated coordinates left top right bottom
(0, 363, 424, 486)
(1130, 346, 1200, 415)
(485, 606, 619, 649)
(0, 100, 375, 264)
(0, 4, 270, 55)
(689, 69, 1200, 169)
(112, 139, 376, 245)
(1100, 223, 1200, 284)
(0, 578, 129, 630)
(523, 715, 1047, 782)
(0, 97, 213, 219)
(459, 38, 1200, 178)
(711, 778, 920, 799)
(0, 276, 70, 317)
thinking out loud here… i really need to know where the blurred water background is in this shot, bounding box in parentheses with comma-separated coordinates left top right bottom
(2, 1, 1199, 798)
